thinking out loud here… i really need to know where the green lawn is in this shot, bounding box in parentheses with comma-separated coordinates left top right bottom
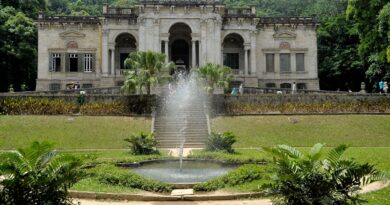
(0, 116, 151, 149)
(1, 115, 389, 201)
(212, 115, 390, 147)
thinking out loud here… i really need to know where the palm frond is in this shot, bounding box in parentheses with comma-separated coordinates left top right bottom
(327, 144, 348, 166)
(309, 143, 324, 161)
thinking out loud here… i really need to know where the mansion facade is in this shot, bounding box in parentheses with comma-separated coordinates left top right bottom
(35, 0, 319, 91)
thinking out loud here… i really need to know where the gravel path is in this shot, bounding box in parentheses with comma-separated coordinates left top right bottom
(74, 199, 272, 205)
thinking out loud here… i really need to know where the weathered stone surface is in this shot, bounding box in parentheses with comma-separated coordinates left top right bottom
(171, 189, 194, 196)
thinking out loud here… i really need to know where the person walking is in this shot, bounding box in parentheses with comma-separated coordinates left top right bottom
(384, 81, 388, 94)
(239, 84, 244, 95)
(379, 80, 384, 93)
(292, 82, 297, 94)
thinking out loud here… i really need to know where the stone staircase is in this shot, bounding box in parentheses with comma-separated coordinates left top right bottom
(153, 88, 209, 148)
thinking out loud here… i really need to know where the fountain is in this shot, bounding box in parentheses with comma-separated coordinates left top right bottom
(124, 72, 235, 184)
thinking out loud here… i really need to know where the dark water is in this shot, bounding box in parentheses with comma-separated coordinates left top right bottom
(131, 160, 233, 183)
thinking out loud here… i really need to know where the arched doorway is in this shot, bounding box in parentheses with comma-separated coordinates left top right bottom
(115, 33, 137, 73)
(169, 23, 192, 74)
(223, 33, 245, 75)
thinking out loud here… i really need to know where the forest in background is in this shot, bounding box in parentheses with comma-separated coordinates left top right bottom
(1, 0, 390, 92)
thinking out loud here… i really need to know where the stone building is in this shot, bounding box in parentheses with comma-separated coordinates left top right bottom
(35, 0, 319, 91)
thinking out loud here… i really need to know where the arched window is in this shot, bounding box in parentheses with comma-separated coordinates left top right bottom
(223, 33, 245, 74)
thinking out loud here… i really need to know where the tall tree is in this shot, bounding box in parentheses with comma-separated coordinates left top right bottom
(347, 0, 390, 84)
(0, 6, 37, 92)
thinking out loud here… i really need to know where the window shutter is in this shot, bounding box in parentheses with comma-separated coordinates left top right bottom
(78, 54, 83, 72)
(92, 53, 96, 72)
(49, 53, 53, 72)
(65, 53, 70, 72)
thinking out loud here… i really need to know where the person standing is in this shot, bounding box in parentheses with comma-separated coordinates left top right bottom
(384, 81, 389, 94)
(292, 82, 297, 94)
(379, 80, 384, 93)
(239, 84, 244, 95)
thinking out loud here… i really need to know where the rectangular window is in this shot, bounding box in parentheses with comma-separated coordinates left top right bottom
(82, 83, 93, 89)
(223, 53, 239, 73)
(266, 54, 275, 72)
(296, 53, 305, 71)
(84, 54, 93, 72)
(50, 53, 61, 72)
(69, 53, 78, 72)
(280, 53, 291, 72)
(49, 83, 61, 91)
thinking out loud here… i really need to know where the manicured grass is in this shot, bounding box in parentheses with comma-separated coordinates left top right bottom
(71, 178, 139, 193)
(363, 186, 390, 205)
(0, 115, 151, 149)
(212, 115, 390, 147)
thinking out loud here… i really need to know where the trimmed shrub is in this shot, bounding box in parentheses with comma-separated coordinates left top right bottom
(206, 132, 236, 153)
(188, 150, 269, 164)
(193, 164, 265, 192)
(0, 97, 77, 115)
(124, 132, 159, 155)
(226, 100, 390, 114)
(94, 165, 173, 193)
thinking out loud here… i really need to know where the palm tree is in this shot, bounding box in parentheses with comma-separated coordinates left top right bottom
(0, 141, 83, 205)
(122, 51, 175, 96)
(195, 63, 233, 94)
(264, 143, 384, 205)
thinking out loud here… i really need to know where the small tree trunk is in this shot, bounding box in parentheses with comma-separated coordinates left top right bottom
(147, 83, 151, 96)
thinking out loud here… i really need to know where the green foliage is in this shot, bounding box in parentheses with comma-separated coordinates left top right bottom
(205, 132, 236, 153)
(0, 97, 156, 115)
(264, 143, 384, 205)
(189, 149, 270, 164)
(93, 165, 173, 193)
(0, 141, 84, 205)
(124, 132, 159, 155)
(317, 14, 364, 91)
(226, 100, 390, 114)
(347, 0, 390, 83)
(195, 63, 233, 94)
(122, 51, 174, 96)
(193, 165, 265, 192)
(0, 6, 37, 92)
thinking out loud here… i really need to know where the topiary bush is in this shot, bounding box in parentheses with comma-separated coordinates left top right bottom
(193, 164, 265, 192)
(94, 165, 173, 193)
(124, 132, 159, 155)
(206, 132, 236, 153)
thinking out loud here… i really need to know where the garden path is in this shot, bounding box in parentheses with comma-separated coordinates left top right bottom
(75, 199, 272, 205)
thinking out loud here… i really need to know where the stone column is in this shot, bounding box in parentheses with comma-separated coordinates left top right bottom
(214, 19, 222, 64)
(200, 18, 207, 66)
(250, 31, 257, 75)
(244, 48, 249, 75)
(102, 29, 109, 76)
(110, 48, 115, 76)
(164, 40, 169, 63)
(192, 40, 196, 68)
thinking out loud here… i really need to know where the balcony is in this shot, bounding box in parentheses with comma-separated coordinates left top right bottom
(104, 8, 138, 18)
(224, 8, 255, 18)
